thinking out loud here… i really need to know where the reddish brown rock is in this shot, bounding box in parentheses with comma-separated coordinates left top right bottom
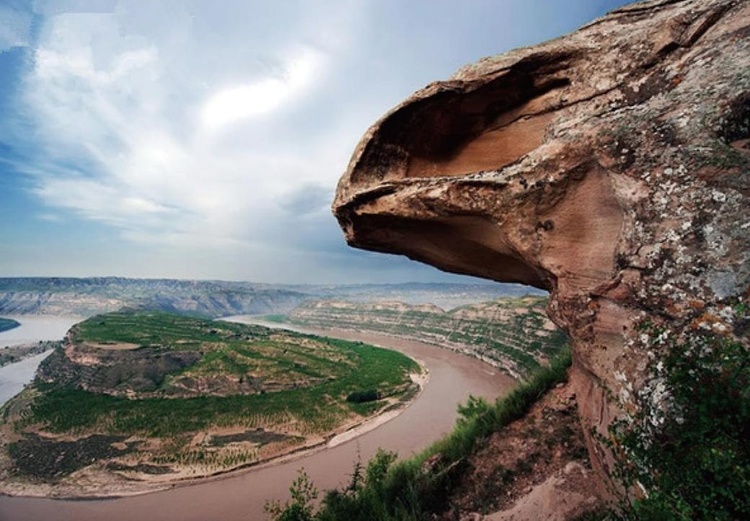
(333, 0, 750, 496)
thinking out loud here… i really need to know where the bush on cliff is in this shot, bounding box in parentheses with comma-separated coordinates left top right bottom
(609, 322, 749, 521)
(266, 348, 572, 521)
(346, 390, 380, 404)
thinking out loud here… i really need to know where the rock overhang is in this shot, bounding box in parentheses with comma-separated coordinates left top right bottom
(333, 0, 750, 497)
(334, 0, 750, 297)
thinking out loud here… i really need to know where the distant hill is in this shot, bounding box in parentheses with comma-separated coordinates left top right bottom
(0, 277, 542, 318)
(287, 296, 566, 379)
(288, 282, 545, 310)
(0, 277, 307, 317)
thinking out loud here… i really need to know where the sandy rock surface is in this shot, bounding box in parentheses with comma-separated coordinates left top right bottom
(334, 0, 750, 498)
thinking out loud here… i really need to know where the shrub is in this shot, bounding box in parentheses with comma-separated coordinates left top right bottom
(265, 469, 318, 521)
(609, 328, 750, 520)
(346, 390, 380, 404)
(270, 348, 572, 520)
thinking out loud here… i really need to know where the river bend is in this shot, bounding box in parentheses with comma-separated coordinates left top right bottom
(0, 320, 515, 521)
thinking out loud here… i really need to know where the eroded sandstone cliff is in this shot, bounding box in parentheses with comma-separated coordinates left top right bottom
(334, 0, 750, 497)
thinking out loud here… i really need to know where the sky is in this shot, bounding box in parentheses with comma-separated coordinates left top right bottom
(0, 0, 634, 284)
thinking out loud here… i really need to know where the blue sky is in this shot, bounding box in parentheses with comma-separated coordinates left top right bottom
(0, 0, 634, 284)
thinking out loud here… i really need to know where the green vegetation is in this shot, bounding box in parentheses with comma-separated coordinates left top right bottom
(267, 348, 572, 521)
(606, 325, 749, 521)
(58, 311, 417, 399)
(4, 311, 420, 479)
(21, 339, 417, 438)
(262, 314, 290, 324)
(288, 297, 568, 377)
(0, 317, 20, 334)
(74, 310, 266, 345)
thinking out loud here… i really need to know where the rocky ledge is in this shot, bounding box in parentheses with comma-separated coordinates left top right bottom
(334, 0, 750, 500)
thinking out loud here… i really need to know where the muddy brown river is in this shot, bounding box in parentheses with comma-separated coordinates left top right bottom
(0, 320, 515, 521)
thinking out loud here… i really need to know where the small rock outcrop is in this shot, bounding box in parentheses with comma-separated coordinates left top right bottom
(334, 0, 750, 497)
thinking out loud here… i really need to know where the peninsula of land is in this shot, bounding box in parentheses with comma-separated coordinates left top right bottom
(0, 310, 422, 497)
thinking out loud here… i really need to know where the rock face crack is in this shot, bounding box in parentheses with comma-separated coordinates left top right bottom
(333, 0, 750, 498)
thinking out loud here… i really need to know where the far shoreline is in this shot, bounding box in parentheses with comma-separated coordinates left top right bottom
(0, 317, 21, 334)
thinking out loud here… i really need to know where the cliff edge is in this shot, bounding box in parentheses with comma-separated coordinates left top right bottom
(334, 0, 750, 500)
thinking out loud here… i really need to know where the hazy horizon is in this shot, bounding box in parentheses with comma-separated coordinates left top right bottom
(1, 0, 633, 284)
(0, 274, 504, 285)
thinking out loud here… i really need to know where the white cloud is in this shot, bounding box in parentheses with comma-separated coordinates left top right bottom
(32, 176, 177, 230)
(18, 3, 363, 264)
(202, 48, 323, 131)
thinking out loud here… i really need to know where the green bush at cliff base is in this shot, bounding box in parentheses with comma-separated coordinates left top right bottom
(346, 390, 380, 404)
(609, 329, 750, 521)
(266, 348, 572, 521)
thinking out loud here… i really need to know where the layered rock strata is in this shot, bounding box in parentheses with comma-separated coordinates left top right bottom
(289, 297, 566, 379)
(334, 0, 750, 495)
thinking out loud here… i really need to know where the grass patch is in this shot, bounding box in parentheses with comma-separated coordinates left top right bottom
(262, 314, 289, 324)
(20, 340, 419, 438)
(74, 310, 266, 346)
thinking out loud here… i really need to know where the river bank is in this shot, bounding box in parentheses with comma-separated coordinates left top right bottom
(0, 316, 80, 407)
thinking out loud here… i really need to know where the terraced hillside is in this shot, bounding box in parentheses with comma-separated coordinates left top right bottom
(287, 297, 567, 379)
(0, 311, 420, 496)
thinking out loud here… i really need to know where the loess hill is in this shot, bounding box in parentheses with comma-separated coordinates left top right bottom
(0, 311, 420, 496)
(286, 296, 567, 379)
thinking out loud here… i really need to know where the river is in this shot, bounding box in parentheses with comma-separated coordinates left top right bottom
(0, 316, 81, 406)
(0, 318, 516, 521)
